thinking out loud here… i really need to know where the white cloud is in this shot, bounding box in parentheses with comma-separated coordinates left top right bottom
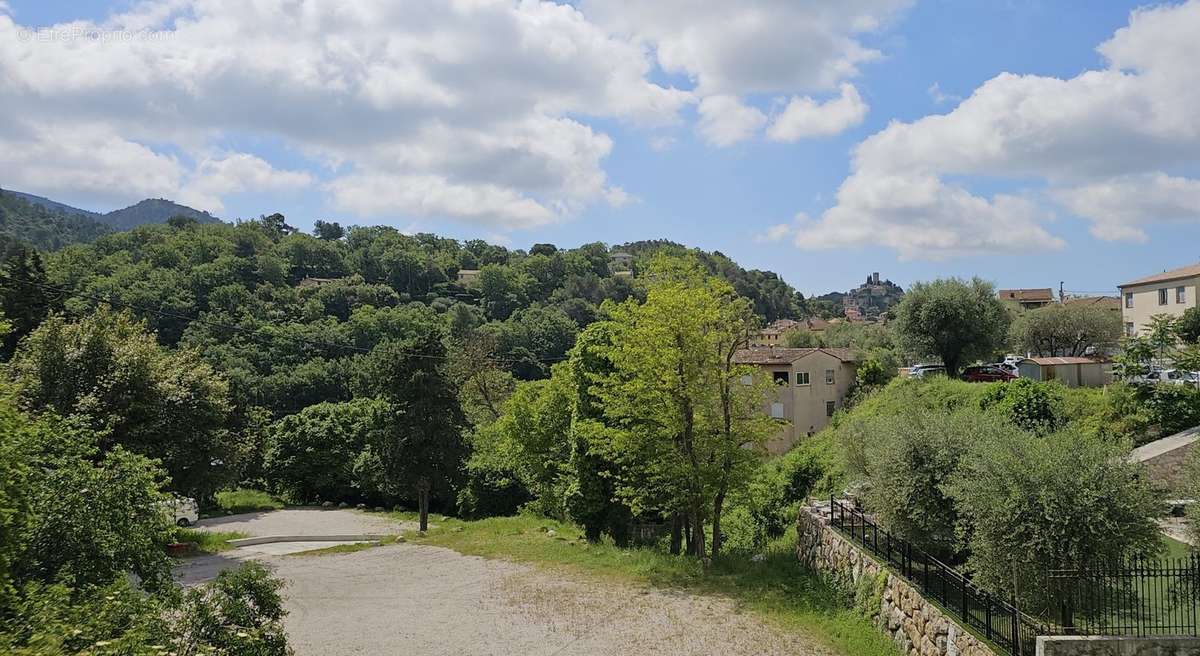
(926, 82, 960, 105)
(697, 95, 767, 147)
(1053, 173, 1200, 242)
(180, 153, 313, 213)
(793, 0, 1200, 258)
(0, 0, 690, 224)
(767, 83, 868, 141)
(581, 0, 906, 145)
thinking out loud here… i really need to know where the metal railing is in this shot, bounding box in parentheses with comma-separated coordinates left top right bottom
(828, 497, 1050, 655)
(1051, 556, 1199, 637)
(827, 498, 1200, 655)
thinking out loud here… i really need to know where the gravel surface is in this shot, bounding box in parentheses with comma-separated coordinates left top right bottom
(195, 508, 415, 536)
(273, 543, 832, 656)
(179, 510, 834, 655)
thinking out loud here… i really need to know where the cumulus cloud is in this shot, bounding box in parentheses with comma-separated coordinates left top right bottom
(791, 0, 1200, 258)
(697, 95, 767, 147)
(581, 0, 907, 144)
(1053, 173, 1200, 243)
(181, 154, 313, 213)
(0, 0, 689, 225)
(767, 83, 868, 141)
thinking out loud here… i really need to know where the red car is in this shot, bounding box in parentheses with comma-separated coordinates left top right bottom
(959, 365, 1016, 382)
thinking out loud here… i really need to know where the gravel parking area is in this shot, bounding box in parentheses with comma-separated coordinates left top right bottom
(195, 508, 415, 536)
(179, 509, 833, 655)
(274, 543, 830, 656)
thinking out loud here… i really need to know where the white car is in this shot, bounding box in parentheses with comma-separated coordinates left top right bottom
(908, 364, 946, 378)
(163, 496, 200, 527)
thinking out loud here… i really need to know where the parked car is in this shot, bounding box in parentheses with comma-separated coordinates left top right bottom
(1129, 368, 1197, 386)
(960, 365, 1017, 382)
(908, 364, 946, 378)
(995, 362, 1021, 377)
(162, 496, 199, 527)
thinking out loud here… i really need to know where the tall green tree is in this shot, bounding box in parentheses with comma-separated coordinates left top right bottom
(894, 277, 1010, 377)
(0, 246, 55, 359)
(593, 256, 774, 558)
(354, 313, 466, 531)
(1009, 303, 1122, 357)
(8, 308, 240, 498)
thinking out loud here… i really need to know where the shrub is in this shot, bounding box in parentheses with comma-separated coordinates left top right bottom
(215, 488, 284, 514)
(946, 429, 1161, 616)
(980, 378, 1063, 434)
(1142, 384, 1200, 437)
(1187, 450, 1200, 548)
(844, 407, 1021, 558)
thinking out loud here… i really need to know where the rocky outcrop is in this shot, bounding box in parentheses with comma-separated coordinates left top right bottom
(796, 504, 998, 656)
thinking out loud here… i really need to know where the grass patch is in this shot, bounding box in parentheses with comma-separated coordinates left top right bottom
(170, 528, 247, 555)
(388, 512, 900, 656)
(213, 488, 284, 514)
(288, 535, 403, 557)
(1163, 535, 1193, 559)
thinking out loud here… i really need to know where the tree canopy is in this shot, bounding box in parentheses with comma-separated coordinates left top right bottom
(894, 277, 1010, 376)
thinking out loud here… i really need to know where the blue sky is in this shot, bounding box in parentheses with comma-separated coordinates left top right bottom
(2, 1, 1198, 297)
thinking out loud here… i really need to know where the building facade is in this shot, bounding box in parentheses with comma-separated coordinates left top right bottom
(998, 288, 1055, 310)
(1118, 262, 1200, 336)
(733, 347, 858, 455)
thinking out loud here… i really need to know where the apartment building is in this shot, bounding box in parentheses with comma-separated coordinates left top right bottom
(733, 347, 858, 455)
(1117, 262, 1200, 336)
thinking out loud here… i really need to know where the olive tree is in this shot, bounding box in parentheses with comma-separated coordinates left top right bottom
(894, 277, 1010, 377)
(946, 429, 1161, 616)
(1010, 303, 1122, 357)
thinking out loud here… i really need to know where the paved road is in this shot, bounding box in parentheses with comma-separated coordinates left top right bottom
(195, 508, 415, 536)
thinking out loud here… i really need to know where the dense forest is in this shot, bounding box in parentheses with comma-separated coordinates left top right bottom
(0, 189, 221, 251)
(0, 213, 815, 504)
(0, 189, 112, 250)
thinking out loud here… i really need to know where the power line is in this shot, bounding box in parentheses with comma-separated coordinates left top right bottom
(0, 271, 569, 366)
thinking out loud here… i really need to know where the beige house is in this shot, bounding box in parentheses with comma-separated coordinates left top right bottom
(456, 269, 481, 286)
(733, 347, 858, 455)
(748, 317, 830, 348)
(1118, 262, 1200, 336)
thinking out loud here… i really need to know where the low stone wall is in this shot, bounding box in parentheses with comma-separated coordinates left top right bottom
(796, 505, 997, 656)
(1131, 427, 1198, 494)
(1036, 636, 1200, 656)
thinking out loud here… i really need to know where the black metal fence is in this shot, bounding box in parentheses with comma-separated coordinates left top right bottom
(1051, 556, 1200, 637)
(828, 497, 1048, 655)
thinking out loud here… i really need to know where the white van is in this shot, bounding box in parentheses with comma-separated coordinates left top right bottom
(164, 496, 200, 527)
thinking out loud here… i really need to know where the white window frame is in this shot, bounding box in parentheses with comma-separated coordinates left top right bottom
(796, 371, 810, 386)
(1178, 286, 1187, 304)
(1158, 288, 1168, 305)
(825, 369, 835, 385)
(770, 402, 785, 419)
(1125, 292, 1133, 309)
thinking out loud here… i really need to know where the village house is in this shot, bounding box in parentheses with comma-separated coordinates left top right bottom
(748, 317, 831, 348)
(456, 269, 481, 286)
(734, 347, 858, 455)
(998, 288, 1055, 310)
(1118, 261, 1200, 336)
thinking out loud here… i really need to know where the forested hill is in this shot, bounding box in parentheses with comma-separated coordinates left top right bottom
(0, 215, 809, 420)
(0, 188, 113, 251)
(103, 198, 221, 230)
(0, 189, 221, 249)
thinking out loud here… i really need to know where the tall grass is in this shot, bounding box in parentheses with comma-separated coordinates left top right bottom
(213, 488, 284, 514)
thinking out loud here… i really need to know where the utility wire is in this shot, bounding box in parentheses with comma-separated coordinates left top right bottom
(0, 271, 570, 365)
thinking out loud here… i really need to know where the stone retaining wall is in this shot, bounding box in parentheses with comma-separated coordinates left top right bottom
(796, 505, 998, 656)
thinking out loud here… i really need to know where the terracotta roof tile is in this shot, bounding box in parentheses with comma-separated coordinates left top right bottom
(1119, 262, 1200, 287)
